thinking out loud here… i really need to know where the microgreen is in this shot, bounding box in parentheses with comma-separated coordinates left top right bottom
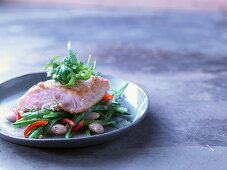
(45, 42, 96, 86)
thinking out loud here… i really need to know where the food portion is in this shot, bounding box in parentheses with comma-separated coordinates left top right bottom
(6, 42, 130, 139)
(17, 76, 110, 114)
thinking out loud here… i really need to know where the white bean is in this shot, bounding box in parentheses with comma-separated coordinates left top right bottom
(89, 122, 104, 134)
(6, 112, 16, 123)
(50, 124, 67, 135)
(85, 112, 100, 120)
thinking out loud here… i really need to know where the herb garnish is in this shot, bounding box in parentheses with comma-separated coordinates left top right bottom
(45, 42, 96, 86)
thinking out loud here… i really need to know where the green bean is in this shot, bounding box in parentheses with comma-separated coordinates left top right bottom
(65, 126, 73, 138)
(29, 126, 44, 139)
(91, 105, 109, 111)
(13, 118, 48, 128)
(73, 111, 90, 123)
(91, 105, 129, 115)
(43, 118, 60, 136)
(43, 112, 69, 119)
(112, 106, 130, 115)
(84, 120, 116, 127)
(85, 129, 91, 136)
(84, 120, 95, 127)
(21, 110, 51, 120)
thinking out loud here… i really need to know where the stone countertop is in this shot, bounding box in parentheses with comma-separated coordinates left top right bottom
(0, 5, 227, 170)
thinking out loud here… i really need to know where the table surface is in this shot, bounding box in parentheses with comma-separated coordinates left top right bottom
(1, 4, 227, 170)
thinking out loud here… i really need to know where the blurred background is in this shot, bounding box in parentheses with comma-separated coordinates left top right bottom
(1, 1, 227, 169)
(3, 0, 227, 11)
(1, 0, 227, 81)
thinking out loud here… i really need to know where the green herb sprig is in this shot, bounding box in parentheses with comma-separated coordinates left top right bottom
(45, 42, 96, 86)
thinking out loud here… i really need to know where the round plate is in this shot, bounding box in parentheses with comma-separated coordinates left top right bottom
(0, 73, 149, 148)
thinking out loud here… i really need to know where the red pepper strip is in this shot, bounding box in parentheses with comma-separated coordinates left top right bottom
(102, 93, 113, 101)
(72, 120, 85, 132)
(61, 118, 76, 126)
(24, 120, 48, 138)
(10, 108, 21, 120)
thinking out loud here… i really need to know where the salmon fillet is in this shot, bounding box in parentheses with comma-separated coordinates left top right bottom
(17, 76, 110, 114)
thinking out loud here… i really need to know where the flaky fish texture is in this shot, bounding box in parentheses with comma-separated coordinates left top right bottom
(17, 76, 110, 114)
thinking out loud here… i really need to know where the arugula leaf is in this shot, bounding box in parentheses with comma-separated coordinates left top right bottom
(45, 41, 96, 86)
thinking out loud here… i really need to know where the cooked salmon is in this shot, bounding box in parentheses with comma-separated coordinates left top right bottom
(17, 76, 110, 114)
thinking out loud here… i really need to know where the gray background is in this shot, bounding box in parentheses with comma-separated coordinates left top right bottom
(0, 5, 227, 170)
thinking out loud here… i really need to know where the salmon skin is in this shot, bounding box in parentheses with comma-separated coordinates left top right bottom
(17, 76, 110, 114)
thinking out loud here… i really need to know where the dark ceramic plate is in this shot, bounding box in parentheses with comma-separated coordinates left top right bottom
(0, 73, 149, 148)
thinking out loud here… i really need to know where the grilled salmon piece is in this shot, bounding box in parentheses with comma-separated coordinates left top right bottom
(17, 76, 110, 114)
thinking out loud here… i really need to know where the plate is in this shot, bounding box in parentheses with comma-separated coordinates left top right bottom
(0, 73, 149, 148)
